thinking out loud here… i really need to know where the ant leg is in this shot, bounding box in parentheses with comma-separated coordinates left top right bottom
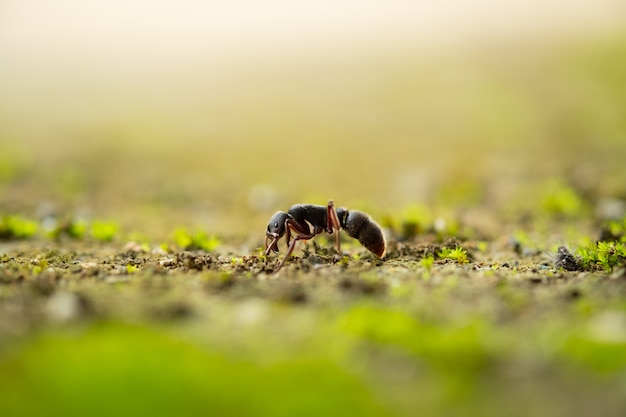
(284, 220, 292, 249)
(284, 218, 309, 250)
(264, 234, 279, 256)
(327, 201, 342, 254)
(275, 223, 319, 272)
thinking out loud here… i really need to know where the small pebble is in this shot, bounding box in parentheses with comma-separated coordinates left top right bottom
(554, 246, 581, 271)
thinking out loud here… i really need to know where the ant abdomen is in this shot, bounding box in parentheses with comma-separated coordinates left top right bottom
(343, 210, 386, 258)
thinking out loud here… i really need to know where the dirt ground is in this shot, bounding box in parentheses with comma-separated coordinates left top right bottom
(1, 209, 626, 417)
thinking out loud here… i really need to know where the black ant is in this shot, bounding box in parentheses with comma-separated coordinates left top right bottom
(264, 200, 386, 272)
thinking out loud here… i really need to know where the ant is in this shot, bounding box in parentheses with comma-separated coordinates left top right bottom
(264, 200, 386, 272)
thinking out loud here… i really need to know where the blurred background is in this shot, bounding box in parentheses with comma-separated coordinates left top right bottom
(2, 0, 626, 240)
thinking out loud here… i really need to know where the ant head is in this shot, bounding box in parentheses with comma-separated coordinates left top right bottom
(266, 211, 290, 235)
(265, 211, 290, 253)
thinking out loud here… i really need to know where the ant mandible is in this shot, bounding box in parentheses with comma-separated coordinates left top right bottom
(264, 200, 386, 272)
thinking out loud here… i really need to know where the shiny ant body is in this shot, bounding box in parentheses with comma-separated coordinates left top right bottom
(264, 200, 386, 271)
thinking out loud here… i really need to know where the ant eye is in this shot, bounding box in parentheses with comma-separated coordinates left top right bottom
(274, 222, 278, 228)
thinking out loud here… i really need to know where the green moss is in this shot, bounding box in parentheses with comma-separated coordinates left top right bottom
(69, 219, 89, 239)
(420, 255, 434, 271)
(173, 227, 221, 252)
(577, 241, 626, 272)
(91, 221, 119, 242)
(0, 215, 38, 240)
(437, 247, 469, 264)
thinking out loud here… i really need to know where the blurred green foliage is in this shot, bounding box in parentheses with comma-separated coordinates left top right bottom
(539, 179, 587, 219)
(0, 323, 389, 417)
(0, 215, 38, 239)
(173, 227, 221, 252)
(602, 217, 626, 242)
(1, 301, 625, 417)
(396, 204, 432, 238)
(90, 221, 119, 242)
(382, 204, 461, 241)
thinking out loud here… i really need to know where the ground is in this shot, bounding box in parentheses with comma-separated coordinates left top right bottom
(1, 22, 626, 417)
